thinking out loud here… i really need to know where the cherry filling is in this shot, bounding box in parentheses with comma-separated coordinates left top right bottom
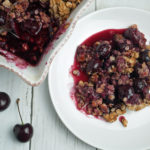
(0, 1, 59, 65)
(71, 25, 150, 123)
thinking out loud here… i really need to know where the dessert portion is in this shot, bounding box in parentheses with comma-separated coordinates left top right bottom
(50, 0, 82, 24)
(71, 25, 150, 126)
(0, 0, 81, 65)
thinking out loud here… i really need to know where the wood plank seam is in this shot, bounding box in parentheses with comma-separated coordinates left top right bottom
(29, 87, 34, 150)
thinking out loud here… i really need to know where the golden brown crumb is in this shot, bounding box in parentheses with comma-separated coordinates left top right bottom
(49, 0, 82, 24)
(103, 112, 118, 122)
(127, 103, 146, 111)
(73, 69, 80, 76)
(78, 80, 84, 86)
(2, 0, 12, 8)
(146, 45, 150, 50)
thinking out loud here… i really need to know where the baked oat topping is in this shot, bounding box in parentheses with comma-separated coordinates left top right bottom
(49, 0, 82, 24)
(71, 25, 150, 127)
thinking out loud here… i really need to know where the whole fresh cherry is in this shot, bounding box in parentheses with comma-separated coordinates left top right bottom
(0, 92, 10, 111)
(13, 99, 33, 142)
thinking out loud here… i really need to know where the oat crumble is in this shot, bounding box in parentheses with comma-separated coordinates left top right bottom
(71, 25, 150, 127)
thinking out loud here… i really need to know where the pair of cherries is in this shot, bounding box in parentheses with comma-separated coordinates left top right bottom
(0, 92, 33, 142)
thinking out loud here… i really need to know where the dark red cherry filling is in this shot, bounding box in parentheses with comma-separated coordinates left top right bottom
(71, 25, 150, 123)
(124, 24, 146, 48)
(0, 1, 59, 65)
(139, 49, 150, 66)
(118, 85, 134, 100)
(0, 9, 6, 26)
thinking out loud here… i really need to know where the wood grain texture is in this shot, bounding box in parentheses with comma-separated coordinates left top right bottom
(31, 78, 95, 150)
(80, 0, 96, 17)
(96, 0, 150, 11)
(0, 68, 32, 150)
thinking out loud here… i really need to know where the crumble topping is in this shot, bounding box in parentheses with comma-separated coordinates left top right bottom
(72, 25, 150, 126)
(49, 0, 82, 24)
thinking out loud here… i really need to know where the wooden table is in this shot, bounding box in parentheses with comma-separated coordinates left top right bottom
(0, 0, 150, 150)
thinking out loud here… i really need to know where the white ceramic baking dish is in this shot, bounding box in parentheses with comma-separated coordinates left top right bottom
(0, 0, 92, 86)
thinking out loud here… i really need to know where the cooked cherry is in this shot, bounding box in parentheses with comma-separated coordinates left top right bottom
(113, 34, 133, 51)
(86, 60, 102, 75)
(0, 92, 10, 111)
(142, 86, 150, 100)
(131, 63, 142, 78)
(9, 0, 16, 3)
(40, 1, 49, 8)
(127, 94, 141, 105)
(27, 1, 43, 13)
(124, 26, 146, 48)
(21, 19, 42, 36)
(118, 85, 134, 100)
(0, 9, 6, 26)
(0, 39, 6, 49)
(95, 41, 111, 59)
(13, 123, 33, 143)
(10, 19, 20, 38)
(134, 78, 147, 93)
(13, 99, 33, 142)
(139, 50, 150, 65)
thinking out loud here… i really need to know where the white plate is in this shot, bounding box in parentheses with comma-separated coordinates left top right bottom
(48, 7, 150, 150)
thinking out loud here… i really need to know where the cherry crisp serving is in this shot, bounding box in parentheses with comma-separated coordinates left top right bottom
(0, 0, 82, 65)
(71, 25, 150, 127)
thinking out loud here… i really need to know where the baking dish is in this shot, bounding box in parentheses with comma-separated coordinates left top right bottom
(0, 0, 92, 86)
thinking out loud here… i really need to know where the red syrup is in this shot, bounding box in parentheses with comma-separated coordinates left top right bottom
(70, 28, 126, 114)
(81, 28, 126, 46)
(71, 28, 126, 84)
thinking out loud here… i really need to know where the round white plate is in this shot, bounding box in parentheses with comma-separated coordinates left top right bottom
(48, 7, 150, 150)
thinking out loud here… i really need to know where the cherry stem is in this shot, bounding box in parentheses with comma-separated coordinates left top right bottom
(16, 98, 24, 125)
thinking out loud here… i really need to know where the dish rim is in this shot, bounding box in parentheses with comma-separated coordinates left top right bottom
(48, 7, 150, 150)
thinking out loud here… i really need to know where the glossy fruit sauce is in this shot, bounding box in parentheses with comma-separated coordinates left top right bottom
(71, 28, 126, 84)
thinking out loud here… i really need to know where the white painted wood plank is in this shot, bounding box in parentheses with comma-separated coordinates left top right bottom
(80, 0, 96, 17)
(96, 0, 150, 11)
(0, 68, 32, 150)
(31, 78, 95, 150)
(31, 2, 96, 150)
